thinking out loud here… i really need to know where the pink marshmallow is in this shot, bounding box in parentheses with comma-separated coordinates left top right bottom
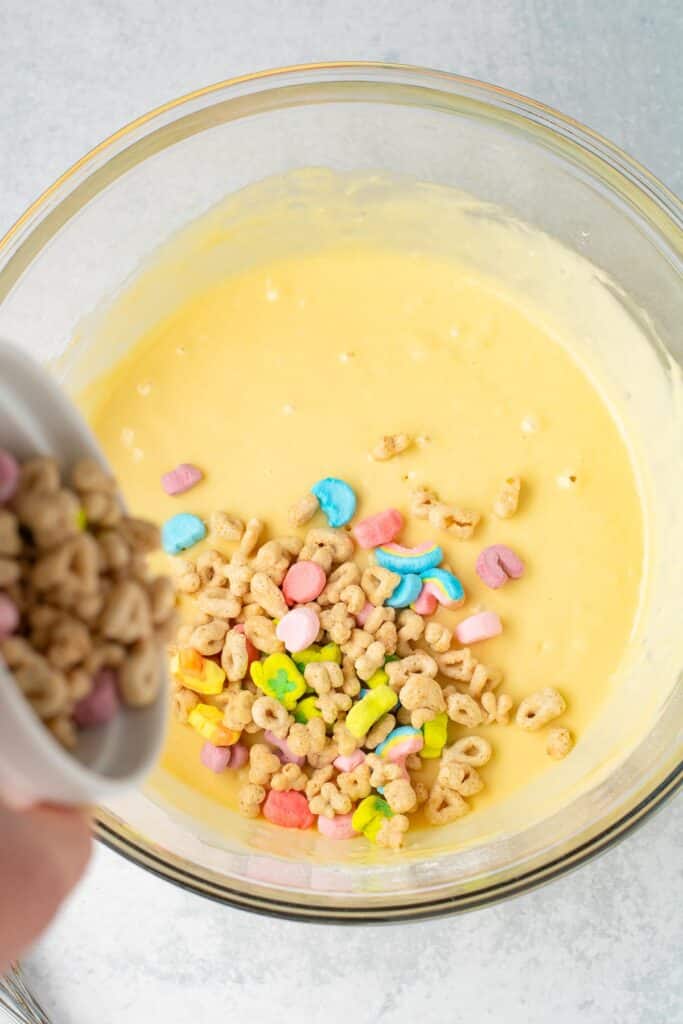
(161, 463, 203, 496)
(455, 611, 503, 645)
(73, 669, 120, 728)
(282, 560, 326, 605)
(476, 544, 525, 589)
(0, 593, 20, 639)
(229, 742, 249, 770)
(356, 602, 374, 627)
(413, 587, 438, 615)
(265, 730, 306, 766)
(317, 812, 358, 839)
(352, 508, 404, 549)
(0, 450, 19, 504)
(200, 741, 233, 772)
(333, 749, 365, 772)
(276, 606, 320, 653)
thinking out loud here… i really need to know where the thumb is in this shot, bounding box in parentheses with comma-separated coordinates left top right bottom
(0, 803, 92, 970)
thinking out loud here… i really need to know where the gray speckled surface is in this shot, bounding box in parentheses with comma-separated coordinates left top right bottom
(1, 2, 681, 1021)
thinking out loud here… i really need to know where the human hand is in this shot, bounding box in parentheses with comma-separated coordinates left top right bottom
(0, 802, 91, 972)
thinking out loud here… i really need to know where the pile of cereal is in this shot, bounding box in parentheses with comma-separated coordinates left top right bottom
(0, 450, 174, 748)
(165, 468, 572, 850)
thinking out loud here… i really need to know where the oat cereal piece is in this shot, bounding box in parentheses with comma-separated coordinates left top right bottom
(424, 621, 452, 654)
(446, 736, 492, 767)
(365, 713, 396, 750)
(425, 783, 469, 824)
(0, 557, 20, 587)
(307, 739, 340, 769)
(340, 655, 361, 697)
(222, 555, 254, 597)
(189, 618, 228, 656)
(337, 762, 372, 800)
(429, 503, 480, 540)
(409, 486, 439, 521)
(341, 628, 372, 661)
(81, 489, 121, 528)
(304, 661, 344, 695)
(515, 687, 566, 731)
(70, 457, 117, 495)
(355, 640, 386, 682)
(436, 646, 477, 682)
(365, 753, 404, 789)
(361, 566, 401, 606)
(239, 782, 266, 818)
(546, 726, 574, 759)
(18, 456, 60, 496)
(97, 529, 131, 573)
(99, 580, 152, 644)
(146, 576, 176, 627)
(243, 615, 284, 654)
(395, 706, 413, 726)
(337, 583, 363, 616)
(210, 510, 245, 542)
(248, 743, 281, 786)
(363, 605, 394, 635)
(197, 581, 240, 618)
(305, 765, 334, 799)
(413, 780, 429, 805)
(438, 760, 484, 797)
(405, 752, 422, 772)
(249, 572, 288, 618)
(32, 534, 99, 595)
(371, 434, 413, 461)
(468, 662, 502, 698)
(14, 658, 68, 719)
(398, 675, 446, 729)
(446, 692, 484, 728)
(45, 617, 91, 671)
(289, 493, 320, 527)
(481, 691, 514, 725)
(302, 527, 354, 565)
(332, 721, 361, 756)
(217, 629, 247, 682)
(271, 762, 308, 792)
(172, 686, 200, 722)
(375, 814, 410, 849)
(309, 781, 352, 819)
(252, 695, 293, 737)
(493, 476, 521, 519)
(317, 690, 352, 725)
(118, 516, 160, 554)
(384, 778, 417, 814)
(396, 608, 425, 655)
(386, 651, 437, 690)
(0, 510, 21, 557)
(118, 639, 162, 707)
(253, 541, 292, 585)
(195, 549, 225, 588)
(171, 557, 201, 595)
(238, 517, 264, 557)
(287, 717, 327, 758)
(315, 561, 352, 608)
(319, 603, 354, 645)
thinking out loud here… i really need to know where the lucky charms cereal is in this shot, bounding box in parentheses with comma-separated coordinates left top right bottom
(0, 451, 172, 749)
(165, 471, 573, 850)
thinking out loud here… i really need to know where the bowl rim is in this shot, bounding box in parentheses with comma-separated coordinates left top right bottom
(1, 60, 680, 922)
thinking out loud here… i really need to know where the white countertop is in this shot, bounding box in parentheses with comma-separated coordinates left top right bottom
(1, 2, 681, 1020)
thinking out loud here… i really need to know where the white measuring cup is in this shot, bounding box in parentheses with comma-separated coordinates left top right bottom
(0, 340, 167, 806)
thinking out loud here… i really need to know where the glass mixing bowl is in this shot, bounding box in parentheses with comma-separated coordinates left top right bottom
(0, 62, 680, 921)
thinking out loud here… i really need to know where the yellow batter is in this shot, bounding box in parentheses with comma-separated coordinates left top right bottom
(81, 238, 644, 826)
